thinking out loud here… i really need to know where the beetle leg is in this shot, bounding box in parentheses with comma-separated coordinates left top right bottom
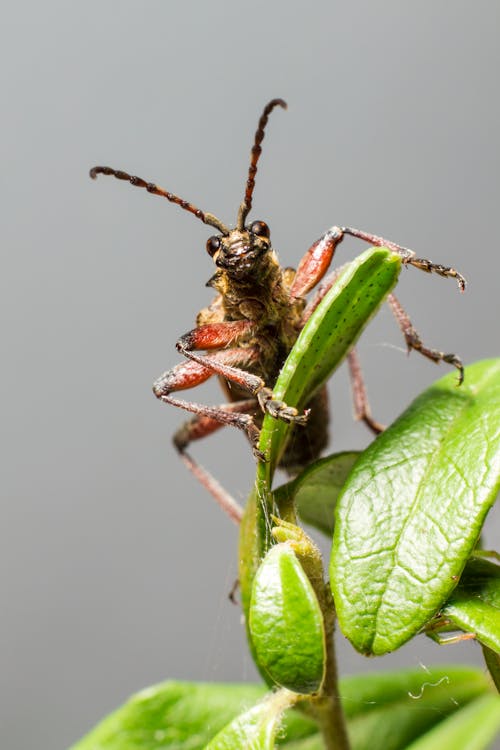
(178, 320, 255, 351)
(173, 398, 258, 451)
(290, 231, 344, 299)
(347, 348, 385, 434)
(291, 226, 466, 298)
(176, 324, 309, 426)
(335, 226, 466, 291)
(153, 348, 264, 453)
(256, 388, 310, 425)
(387, 293, 464, 384)
(180, 450, 243, 524)
(172, 399, 258, 525)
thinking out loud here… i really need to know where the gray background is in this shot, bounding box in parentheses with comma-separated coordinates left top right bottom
(2, 2, 500, 748)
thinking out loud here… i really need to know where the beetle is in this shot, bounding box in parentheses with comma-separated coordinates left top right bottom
(90, 99, 464, 522)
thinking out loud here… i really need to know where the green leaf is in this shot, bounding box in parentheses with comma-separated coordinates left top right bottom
(258, 247, 401, 484)
(402, 693, 500, 750)
(249, 543, 326, 694)
(339, 664, 488, 718)
(205, 689, 298, 749)
(482, 645, 500, 692)
(274, 451, 360, 536)
(439, 558, 500, 653)
(70, 666, 489, 750)
(70, 682, 266, 750)
(288, 666, 494, 750)
(345, 679, 496, 750)
(331, 359, 500, 655)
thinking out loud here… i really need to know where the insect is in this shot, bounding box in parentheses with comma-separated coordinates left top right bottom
(90, 99, 465, 523)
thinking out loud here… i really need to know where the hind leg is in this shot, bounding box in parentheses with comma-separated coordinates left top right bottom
(173, 400, 258, 524)
(347, 348, 385, 434)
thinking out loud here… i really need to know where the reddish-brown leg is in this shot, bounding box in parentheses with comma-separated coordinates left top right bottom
(173, 400, 258, 525)
(290, 231, 343, 299)
(340, 227, 466, 289)
(347, 348, 384, 434)
(180, 452, 243, 524)
(153, 347, 264, 454)
(173, 399, 258, 452)
(290, 226, 466, 301)
(387, 293, 464, 384)
(177, 323, 309, 426)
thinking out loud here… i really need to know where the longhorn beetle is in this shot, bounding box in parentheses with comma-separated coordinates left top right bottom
(90, 99, 465, 523)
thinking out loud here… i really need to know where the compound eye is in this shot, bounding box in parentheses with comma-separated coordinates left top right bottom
(206, 235, 221, 257)
(250, 220, 270, 239)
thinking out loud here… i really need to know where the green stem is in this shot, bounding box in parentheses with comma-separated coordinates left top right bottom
(309, 588, 351, 750)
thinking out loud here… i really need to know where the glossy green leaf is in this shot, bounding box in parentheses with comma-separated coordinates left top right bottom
(274, 451, 360, 536)
(403, 693, 500, 750)
(205, 689, 298, 749)
(70, 666, 490, 750)
(249, 543, 326, 694)
(441, 558, 500, 653)
(258, 247, 401, 483)
(331, 359, 500, 655)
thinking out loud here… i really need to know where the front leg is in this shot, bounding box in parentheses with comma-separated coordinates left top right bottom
(177, 322, 309, 426)
(153, 347, 264, 455)
(290, 226, 466, 300)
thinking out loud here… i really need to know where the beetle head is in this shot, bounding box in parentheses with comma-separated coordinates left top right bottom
(205, 220, 271, 280)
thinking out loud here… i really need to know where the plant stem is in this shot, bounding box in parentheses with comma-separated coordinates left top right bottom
(309, 593, 351, 750)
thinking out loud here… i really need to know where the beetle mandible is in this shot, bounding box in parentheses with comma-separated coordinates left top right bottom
(90, 99, 465, 522)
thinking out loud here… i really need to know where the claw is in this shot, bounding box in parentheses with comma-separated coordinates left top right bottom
(443, 353, 464, 386)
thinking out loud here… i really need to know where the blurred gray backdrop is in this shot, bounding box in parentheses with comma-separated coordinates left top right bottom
(2, 2, 500, 748)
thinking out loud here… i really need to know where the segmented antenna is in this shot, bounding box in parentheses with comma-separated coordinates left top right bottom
(237, 98, 287, 229)
(89, 166, 229, 234)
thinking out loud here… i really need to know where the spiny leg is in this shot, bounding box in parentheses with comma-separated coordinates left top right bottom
(387, 293, 464, 384)
(347, 348, 385, 434)
(173, 400, 258, 525)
